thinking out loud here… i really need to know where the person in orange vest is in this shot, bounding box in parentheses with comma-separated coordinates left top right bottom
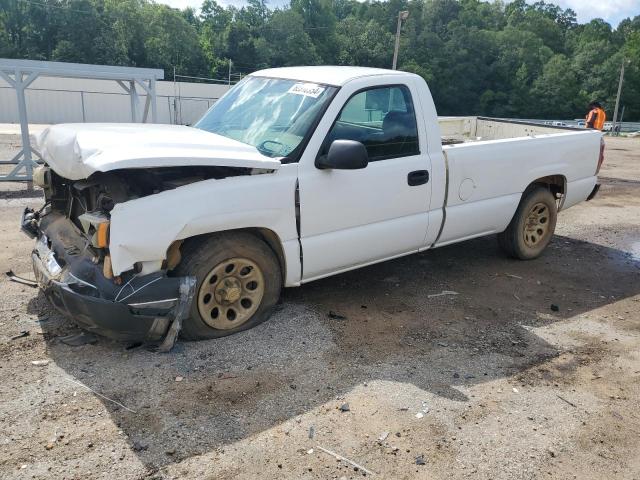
(585, 102, 606, 130)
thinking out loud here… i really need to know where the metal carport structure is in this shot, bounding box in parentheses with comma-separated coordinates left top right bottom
(0, 59, 164, 184)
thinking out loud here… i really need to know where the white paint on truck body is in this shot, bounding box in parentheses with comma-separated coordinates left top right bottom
(437, 131, 600, 245)
(37, 66, 602, 287)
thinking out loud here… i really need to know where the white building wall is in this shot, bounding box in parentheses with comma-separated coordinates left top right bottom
(0, 76, 230, 125)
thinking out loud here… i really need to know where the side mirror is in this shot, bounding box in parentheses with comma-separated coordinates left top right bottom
(316, 140, 369, 170)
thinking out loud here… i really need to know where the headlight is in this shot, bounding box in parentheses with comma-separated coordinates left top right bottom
(33, 166, 51, 189)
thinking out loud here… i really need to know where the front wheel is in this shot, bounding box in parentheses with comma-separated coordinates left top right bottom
(498, 186, 558, 260)
(174, 231, 282, 340)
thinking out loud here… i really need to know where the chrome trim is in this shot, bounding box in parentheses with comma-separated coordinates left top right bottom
(127, 298, 178, 308)
(35, 235, 62, 277)
(67, 272, 99, 290)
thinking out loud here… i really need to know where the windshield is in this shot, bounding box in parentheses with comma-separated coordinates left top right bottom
(195, 76, 337, 158)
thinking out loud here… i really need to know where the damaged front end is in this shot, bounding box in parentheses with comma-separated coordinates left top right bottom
(22, 166, 199, 349)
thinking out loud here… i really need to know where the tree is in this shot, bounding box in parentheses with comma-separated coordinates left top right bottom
(290, 0, 337, 62)
(143, 4, 206, 75)
(0, 0, 638, 120)
(336, 17, 394, 68)
(531, 54, 584, 118)
(261, 10, 320, 66)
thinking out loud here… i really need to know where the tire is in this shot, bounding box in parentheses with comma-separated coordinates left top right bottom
(497, 186, 558, 260)
(174, 231, 282, 340)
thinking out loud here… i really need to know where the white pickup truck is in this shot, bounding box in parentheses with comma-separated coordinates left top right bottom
(22, 66, 604, 347)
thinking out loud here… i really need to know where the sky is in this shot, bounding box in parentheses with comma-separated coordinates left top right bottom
(157, 0, 639, 27)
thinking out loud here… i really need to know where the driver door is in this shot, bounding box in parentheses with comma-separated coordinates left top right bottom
(298, 81, 432, 281)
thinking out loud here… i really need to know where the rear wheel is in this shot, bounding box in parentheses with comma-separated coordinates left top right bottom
(498, 186, 558, 260)
(174, 231, 282, 340)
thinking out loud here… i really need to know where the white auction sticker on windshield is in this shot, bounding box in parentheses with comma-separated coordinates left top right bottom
(288, 83, 325, 98)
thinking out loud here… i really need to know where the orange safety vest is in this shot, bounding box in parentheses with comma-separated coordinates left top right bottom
(586, 107, 606, 130)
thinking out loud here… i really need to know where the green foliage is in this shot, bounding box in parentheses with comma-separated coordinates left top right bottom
(1, 0, 639, 119)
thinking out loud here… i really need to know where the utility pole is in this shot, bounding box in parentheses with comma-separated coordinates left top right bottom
(612, 59, 629, 135)
(392, 10, 409, 70)
(228, 59, 232, 86)
(173, 66, 177, 125)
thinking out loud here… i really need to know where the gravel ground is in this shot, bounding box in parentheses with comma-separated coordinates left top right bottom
(0, 136, 639, 480)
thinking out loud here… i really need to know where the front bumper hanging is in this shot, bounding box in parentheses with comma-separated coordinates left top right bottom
(23, 207, 195, 347)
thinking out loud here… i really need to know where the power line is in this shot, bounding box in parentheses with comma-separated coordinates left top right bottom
(18, 0, 104, 17)
(174, 74, 235, 83)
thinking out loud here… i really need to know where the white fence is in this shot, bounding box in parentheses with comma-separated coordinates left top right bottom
(0, 76, 230, 125)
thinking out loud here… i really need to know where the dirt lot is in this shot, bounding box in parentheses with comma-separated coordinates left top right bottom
(1, 135, 639, 480)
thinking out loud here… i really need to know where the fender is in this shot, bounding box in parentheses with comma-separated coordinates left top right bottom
(109, 164, 300, 284)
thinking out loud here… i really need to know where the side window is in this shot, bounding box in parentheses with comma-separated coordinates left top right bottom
(323, 85, 419, 161)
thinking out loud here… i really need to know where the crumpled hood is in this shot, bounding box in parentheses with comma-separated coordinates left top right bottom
(37, 123, 280, 180)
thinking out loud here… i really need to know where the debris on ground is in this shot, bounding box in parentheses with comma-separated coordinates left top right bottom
(31, 360, 49, 366)
(550, 304, 560, 312)
(415, 454, 426, 465)
(59, 332, 98, 347)
(175, 376, 184, 382)
(505, 274, 523, 279)
(339, 403, 350, 412)
(556, 394, 577, 408)
(427, 290, 459, 298)
(316, 445, 375, 476)
(308, 426, 315, 439)
(10, 330, 29, 340)
(64, 377, 137, 413)
(132, 441, 148, 452)
(377, 431, 390, 444)
(5, 270, 38, 287)
(328, 311, 347, 320)
(415, 401, 430, 419)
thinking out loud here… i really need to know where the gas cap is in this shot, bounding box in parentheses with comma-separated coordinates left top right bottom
(459, 178, 476, 201)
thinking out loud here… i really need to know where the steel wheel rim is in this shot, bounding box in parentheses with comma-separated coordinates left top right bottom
(523, 202, 550, 247)
(197, 257, 265, 330)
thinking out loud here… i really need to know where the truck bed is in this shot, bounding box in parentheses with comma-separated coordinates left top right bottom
(433, 116, 601, 247)
(439, 116, 577, 143)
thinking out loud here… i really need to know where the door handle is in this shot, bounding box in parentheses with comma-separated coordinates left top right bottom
(407, 170, 429, 186)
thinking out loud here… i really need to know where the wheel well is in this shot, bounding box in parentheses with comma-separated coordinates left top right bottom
(528, 175, 566, 198)
(176, 228, 287, 284)
(249, 228, 287, 284)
